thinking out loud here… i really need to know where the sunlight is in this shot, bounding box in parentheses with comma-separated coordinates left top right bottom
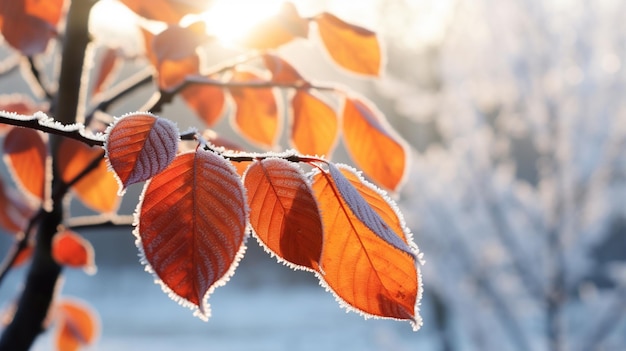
(200, 0, 287, 46)
(89, 0, 142, 56)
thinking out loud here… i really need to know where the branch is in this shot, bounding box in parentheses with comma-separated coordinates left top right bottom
(67, 214, 134, 231)
(0, 54, 20, 77)
(0, 111, 104, 146)
(148, 75, 340, 113)
(85, 66, 154, 124)
(23, 57, 54, 100)
(0, 209, 44, 286)
(0, 146, 105, 287)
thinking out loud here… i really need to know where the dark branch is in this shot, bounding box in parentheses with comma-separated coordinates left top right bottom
(24, 57, 54, 100)
(149, 75, 340, 113)
(0, 111, 104, 146)
(85, 66, 154, 124)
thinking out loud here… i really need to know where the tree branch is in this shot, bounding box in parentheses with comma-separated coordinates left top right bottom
(24, 56, 54, 100)
(0, 111, 104, 146)
(85, 66, 154, 124)
(148, 75, 340, 113)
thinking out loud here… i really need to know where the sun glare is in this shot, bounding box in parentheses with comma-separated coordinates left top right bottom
(200, 0, 287, 46)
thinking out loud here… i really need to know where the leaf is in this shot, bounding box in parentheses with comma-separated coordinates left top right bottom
(54, 299, 99, 351)
(262, 54, 304, 84)
(244, 158, 323, 271)
(315, 12, 382, 76)
(3, 127, 47, 202)
(291, 90, 338, 156)
(52, 230, 96, 274)
(119, 0, 210, 23)
(229, 70, 280, 148)
(236, 2, 308, 50)
(93, 47, 120, 95)
(0, 0, 64, 55)
(182, 83, 225, 126)
(150, 23, 208, 89)
(58, 138, 120, 213)
(135, 149, 248, 320)
(311, 164, 421, 327)
(104, 112, 179, 192)
(342, 96, 407, 191)
(0, 178, 34, 234)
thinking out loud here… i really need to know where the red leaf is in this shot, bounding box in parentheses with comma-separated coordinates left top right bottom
(342, 96, 408, 191)
(244, 158, 323, 271)
(0, 178, 34, 234)
(236, 2, 308, 50)
(52, 230, 96, 274)
(315, 12, 382, 76)
(0, 0, 64, 55)
(262, 54, 304, 84)
(55, 298, 99, 351)
(311, 164, 421, 328)
(136, 149, 248, 320)
(58, 138, 119, 213)
(119, 0, 209, 23)
(92, 47, 120, 95)
(229, 70, 280, 148)
(291, 90, 338, 156)
(3, 127, 47, 202)
(182, 83, 225, 127)
(105, 112, 179, 192)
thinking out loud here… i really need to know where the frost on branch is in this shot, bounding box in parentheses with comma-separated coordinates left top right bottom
(104, 112, 179, 194)
(134, 149, 248, 320)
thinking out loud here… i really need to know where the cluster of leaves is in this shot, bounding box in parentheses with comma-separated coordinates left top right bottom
(0, 0, 423, 348)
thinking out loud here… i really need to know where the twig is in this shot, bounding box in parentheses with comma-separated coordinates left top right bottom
(0, 209, 45, 286)
(67, 214, 134, 231)
(85, 66, 154, 124)
(148, 75, 340, 113)
(0, 111, 104, 146)
(0, 146, 105, 287)
(0, 54, 20, 77)
(24, 57, 54, 100)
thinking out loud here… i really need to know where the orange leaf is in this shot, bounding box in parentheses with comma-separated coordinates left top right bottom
(262, 54, 304, 84)
(315, 12, 382, 76)
(229, 70, 280, 148)
(57, 138, 119, 213)
(244, 159, 323, 271)
(24, 0, 64, 27)
(119, 0, 209, 23)
(182, 84, 225, 126)
(55, 298, 99, 351)
(0, 0, 63, 55)
(151, 23, 207, 89)
(0, 178, 34, 234)
(311, 164, 421, 327)
(52, 230, 96, 274)
(236, 2, 308, 50)
(136, 149, 248, 320)
(93, 47, 120, 95)
(342, 96, 407, 191)
(291, 90, 338, 156)
(3, 127, 47, 202)
(105, 112, 179, 192)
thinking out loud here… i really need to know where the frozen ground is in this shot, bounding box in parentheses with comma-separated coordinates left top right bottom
(1, 235, 436, 351)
